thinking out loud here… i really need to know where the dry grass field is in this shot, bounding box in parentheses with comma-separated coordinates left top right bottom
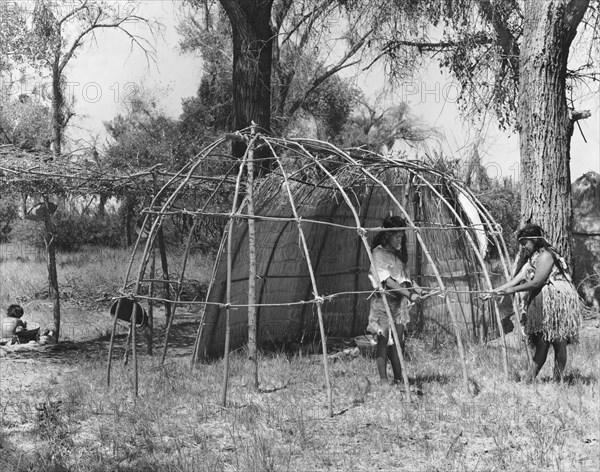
(1, 245, 599, 471)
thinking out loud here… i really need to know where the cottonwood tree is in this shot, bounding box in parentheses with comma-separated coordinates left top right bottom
(179, 0, 423, 163)
(178, 6, 362, 144)
(216, 0, 274, 162)
(518, 0, 595, 266)
(381, 0, 600, 265)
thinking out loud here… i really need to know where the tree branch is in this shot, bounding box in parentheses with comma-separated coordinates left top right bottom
(366, 33, 494, 70)
(287, 27, 375, 117)
(59, 16, 156, 74)
(57, 0, 90, 28)
(477, 0, 520, 79)
(570, 109, 592, 122)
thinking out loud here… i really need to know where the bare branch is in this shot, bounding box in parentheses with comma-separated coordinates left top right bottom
(288, 27, 375, 117)
(570, 109, 592, 122)
(59, 16, 156, 74)
(56, 0, 90, 28)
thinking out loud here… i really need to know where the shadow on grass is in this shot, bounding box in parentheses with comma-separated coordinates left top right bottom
(1, 320, 202, 363)
(560, 370, 596, 385)
(411, 373, 452, 387)
(521, 370, 597, 386)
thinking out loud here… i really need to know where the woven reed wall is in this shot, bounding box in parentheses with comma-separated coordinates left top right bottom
(199, 167, 497, 358)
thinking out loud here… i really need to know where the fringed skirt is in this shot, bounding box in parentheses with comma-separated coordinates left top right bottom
(524, 279, 581, 344)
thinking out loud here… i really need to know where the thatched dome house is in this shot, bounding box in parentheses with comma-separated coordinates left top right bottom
(118, 134, 512, 361)
(199, 163, 505, 358)
(573, 171, 600, 309)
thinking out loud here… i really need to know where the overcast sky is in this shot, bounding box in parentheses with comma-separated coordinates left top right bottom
(19, 0, 598, 181)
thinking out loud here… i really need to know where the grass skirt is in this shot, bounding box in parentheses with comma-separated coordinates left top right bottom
(524, 279, 581, 345)
(367, 295, 409, 337)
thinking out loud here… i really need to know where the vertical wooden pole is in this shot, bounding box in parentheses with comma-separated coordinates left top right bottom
(148, 250, 155, 356)
(191, 230, 227, 366)
(123, 328, 131, 365)
(412, 186, 424, 331)
(132, 302, 138, 397)
(156, 227, 173, 321)
(220, 143, 249, 407)
(246, 135, 259, 390)
(153, 174, 172, 323)
(220, 219, 234, 406)
(107, 298, 123, 386)
(43, 195, 60, 343)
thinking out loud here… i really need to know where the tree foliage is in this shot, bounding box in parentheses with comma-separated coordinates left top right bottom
(178, 0, 426, 146)
(1, 1, 157, 157)
(0, 95, 52, 150)
(104, 89, 188, 171)
(178, 9, 233, 152)
(339, 99, 437, 151)
(382, 0, 599, 130)
(0, 3, 34, 73)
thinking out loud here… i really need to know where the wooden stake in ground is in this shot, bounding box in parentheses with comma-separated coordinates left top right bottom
(148, 251, 155, 356)
(246, 138, 259, 390)
(131, 301, 139, 398)
(107, 298, 124, 387)
(220, 148, 249, 407)
(42, 195, 61, 343)
(156, 227, 172, 322)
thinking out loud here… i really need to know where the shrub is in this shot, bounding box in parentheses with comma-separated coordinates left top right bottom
(13, 211, 124, 251)
(0, 197, 19, 243)
(478, 180, 521, 256)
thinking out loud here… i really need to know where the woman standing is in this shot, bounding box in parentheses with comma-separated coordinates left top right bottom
(488, 224, 581, 382)
(367, 215, 422, 386)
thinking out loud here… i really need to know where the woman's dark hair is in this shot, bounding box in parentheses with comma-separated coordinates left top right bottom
(516, 224, 548, 250)
(7, 304, 24, 319)
(371, 215, 408, 263)
(513, 224, 568, 276)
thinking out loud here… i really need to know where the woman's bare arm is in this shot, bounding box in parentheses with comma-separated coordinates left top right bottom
(502, 251, 553, 294)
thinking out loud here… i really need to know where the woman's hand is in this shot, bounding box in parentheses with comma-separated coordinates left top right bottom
(408, 292, 422, 303)
(480, 289, 506, 301)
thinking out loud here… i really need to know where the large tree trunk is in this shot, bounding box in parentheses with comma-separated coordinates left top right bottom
(518, 0, 589, 268)
(220, 0, 274, 170)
